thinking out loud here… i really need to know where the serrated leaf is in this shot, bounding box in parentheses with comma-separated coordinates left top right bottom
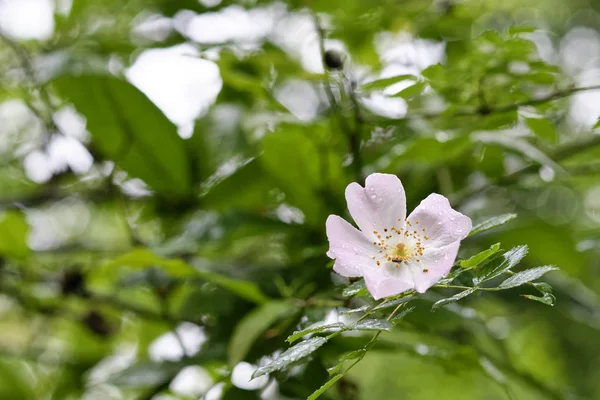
(373, 294, 418, 310)
(353, 319, 392, 331)
(498, 266, 558, 289)
(390, 306, 415, 324)
(526, 117, 557, 143)
(287, 323, 345, 344)
(326, 363, 344, 376)
(474, 245, 528, 285)
(252, 337, 327, 378)
(342, 280, 367, 297)
(460, 243, 502, 269)
(360, 74, 418, 91)
(229, 301, 294, 365)
(339, 349, 366, 361)
(523, 292, 556, 306)
(433, 287, 477, 309)
(532, 281, 553, 293)
(469, 214, 517, 236)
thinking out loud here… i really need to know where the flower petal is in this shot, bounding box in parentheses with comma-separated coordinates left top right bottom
(407, 242, 460, 293)
(345, 173, 407, 241)
(326, 215, 378, 277)
(407, 193, 471, 249)
(363, 262, 414, 300)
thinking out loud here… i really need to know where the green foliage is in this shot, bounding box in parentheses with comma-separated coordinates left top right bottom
(0, 211, 30, 258)
(2, 0, 600, 399)
(469, 214, 517, 237)
(53, 75, 192, 198)
(229, 300, 295, 365)
(253, 337, 328, 378)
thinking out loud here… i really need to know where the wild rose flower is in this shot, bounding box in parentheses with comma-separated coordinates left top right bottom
(326, 173, 472, 300)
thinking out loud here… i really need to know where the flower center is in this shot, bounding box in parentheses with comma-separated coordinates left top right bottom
(371, 219, 429, 267)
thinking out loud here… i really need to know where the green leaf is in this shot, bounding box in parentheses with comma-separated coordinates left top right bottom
(261, 127, 323, 225)
(101, 248, 194, 276)
(360, 75, 418, 91)
(0, 211, 29, 258)
(195, 269, 270, 305)
(287, 323, 345, 344)
(373, 294, 419, 310)
(469, 213, 517, 236)
(353, 319, 392, 331)
(339, 349, 366, 361)
(229, 301, 295, 365)
(508, 25, 537, 34)
(53, 74, 191, 197)
(474, 245, 529, 285)
(594, 117, 600, 129)
(287, 319, 391, 344)
(102, 249, 269, 304)
(307, 373, 345, 400)
(526, 118, 558, 143)
(432, 287, 477, 309)
(392, 81, 427, 99)
(342, 280, 368, 297)
(252, 337, 327, 378)
(523, 292, 556, 306)
(108, 361, 184, 388)
(390, 306, 415, 324)
(460, 243, 501, 269)
(498, 266, 558, 289)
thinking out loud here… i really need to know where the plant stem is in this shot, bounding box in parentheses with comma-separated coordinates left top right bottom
(311, 11, 362, 181)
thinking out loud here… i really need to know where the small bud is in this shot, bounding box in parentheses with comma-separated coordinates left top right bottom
(324, 50, 344, 70)
(82, 310, 114, 337)
(60, 268, 88, 297)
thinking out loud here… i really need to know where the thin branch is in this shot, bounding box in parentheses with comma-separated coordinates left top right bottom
(310, 11, 362, 181)
(0, 32, 60, 136)
(453, 134, 600, 204)
(367, 85, 600, 124)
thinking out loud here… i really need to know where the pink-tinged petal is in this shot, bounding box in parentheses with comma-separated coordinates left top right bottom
(407, 193, 471, 249)
(363, 262, 415, 300)
(407, 242, 460, 293)
(345, 173, 407, 241)
(326, 215, 378, 277)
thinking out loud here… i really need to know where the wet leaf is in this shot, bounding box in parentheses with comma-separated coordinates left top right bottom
(432, 287, 477, 309)
(230, 301, 295, 365)
(353, 319, 392, 331)
(342, 280, 368, 297)
(252, 337, 327, 378)
(473, 245, 529, 285)
(469, 214, 517, 236)
(460, 243, 501, 269)
(498, 266, 558, 289)
(287, 323, 345, 344)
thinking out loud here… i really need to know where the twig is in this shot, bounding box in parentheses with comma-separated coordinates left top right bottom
(367, 84, 600, 124)
(310, 11, 362, 181)
(0, 32, 60, 136)
(453, 134, 600, 205)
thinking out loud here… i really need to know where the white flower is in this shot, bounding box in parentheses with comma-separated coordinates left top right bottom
(231, 362, 269, 391)
(326, 173, 472, 299)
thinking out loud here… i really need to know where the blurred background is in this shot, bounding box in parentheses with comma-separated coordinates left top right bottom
(1, 0, 600, 399)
